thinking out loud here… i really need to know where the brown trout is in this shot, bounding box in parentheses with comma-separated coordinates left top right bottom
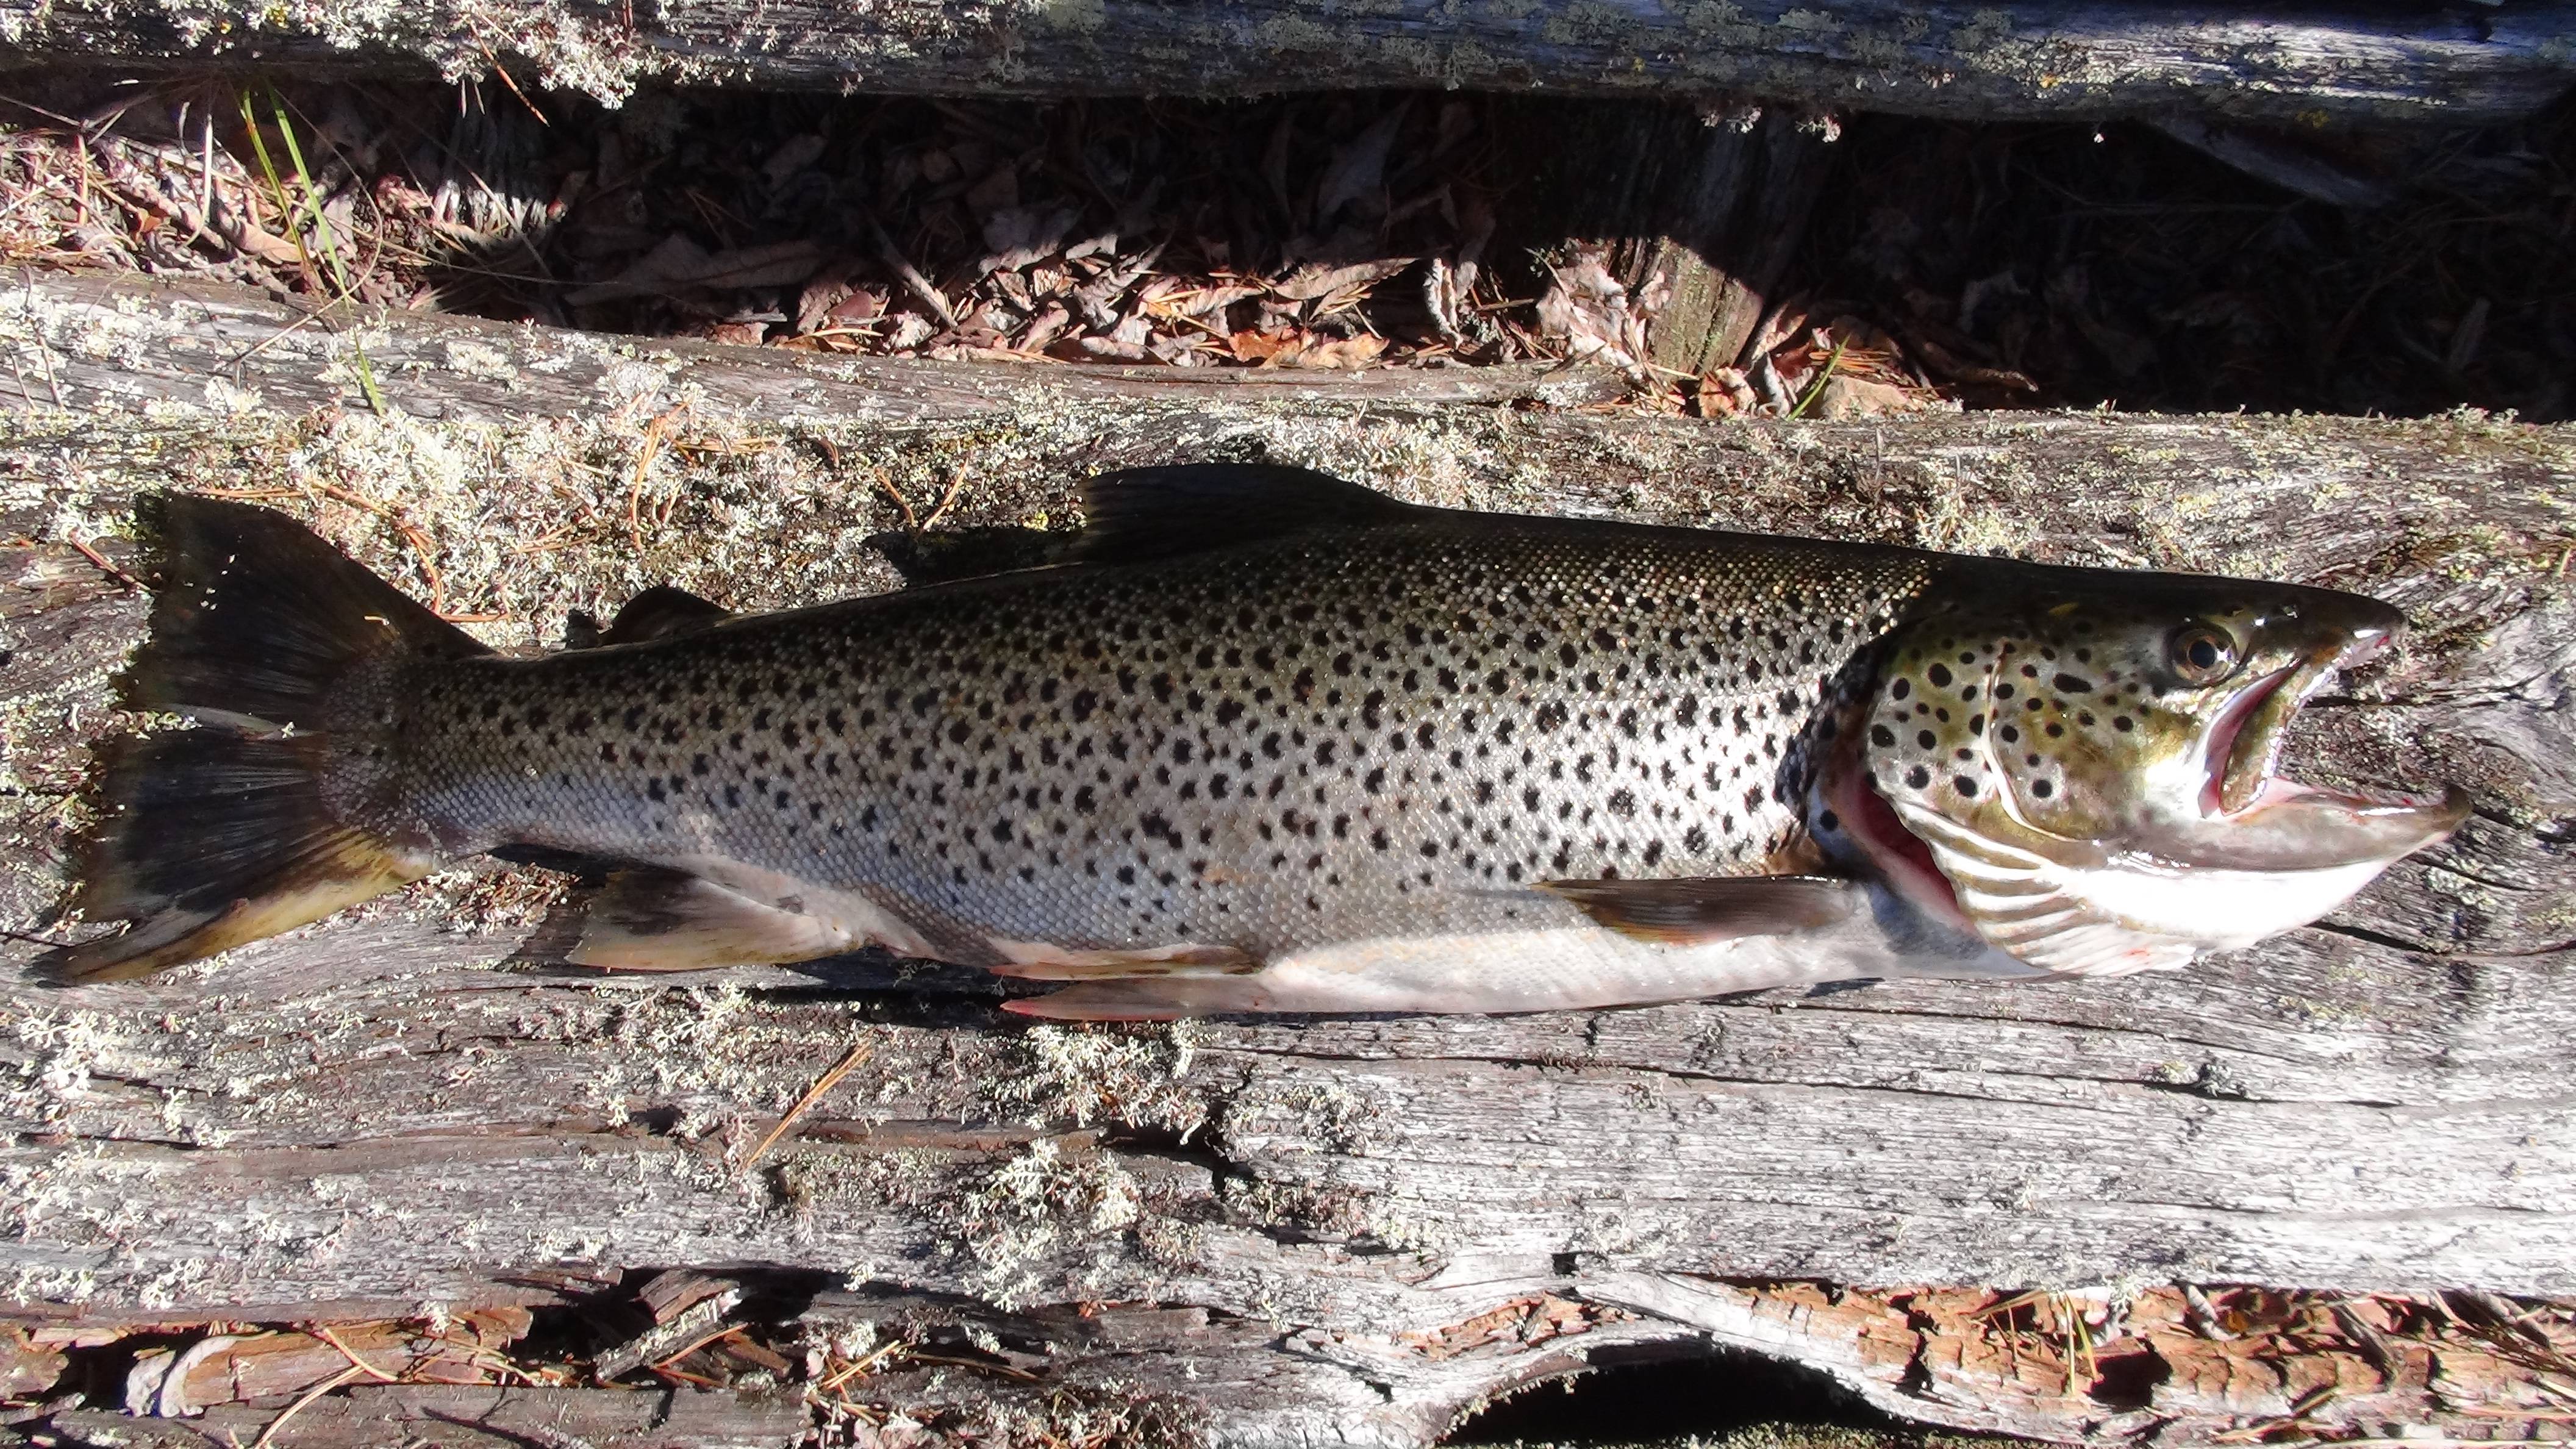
(38, 466, 2467, 1017)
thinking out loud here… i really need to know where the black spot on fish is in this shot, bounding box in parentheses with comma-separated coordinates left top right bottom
(1871, 724, 1895, 746)
(1928, 663, 1953, 688)
(2033, 779, 2055, 798)
(2114, 715, 2134, 732)
(1906, 765, 1930, 789)
(1916, 730, 1936, 750)
(1954, 776, 1978, 798)
(1891, 678, 1911, 700)
(2055, 674, 2094, 693)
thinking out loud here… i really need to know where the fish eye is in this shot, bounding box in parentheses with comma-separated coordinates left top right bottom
(2166, 623, 2241, 685)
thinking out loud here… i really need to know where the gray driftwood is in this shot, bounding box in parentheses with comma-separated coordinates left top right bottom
(0, 0, 2572, 126)
(0, 274, 2571, 1447)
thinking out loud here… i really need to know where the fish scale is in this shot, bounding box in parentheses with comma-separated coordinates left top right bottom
(343, 521, 1936, 963)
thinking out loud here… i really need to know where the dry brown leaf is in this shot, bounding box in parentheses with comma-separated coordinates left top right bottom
(3, 1323, 65, 1398)
(828, 288, 887, 326)
(1282, 332, 1387, 370)
(1018, 304, 1072, 352)
(1536, 250, 1647, 370)
(795, 266, 856, 334)
(1227, 329, 1301, 362)
(1270, 257, 1414, 302)
(980, 205, 1079, 273)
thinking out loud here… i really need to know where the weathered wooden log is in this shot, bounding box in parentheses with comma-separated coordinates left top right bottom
(0, 0, 2571, 125)
(0, 274, 2571, 1446)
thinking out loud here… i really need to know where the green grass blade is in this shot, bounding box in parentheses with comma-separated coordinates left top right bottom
(246, 87, 388, 414)
(1788, 338, 1848, 420)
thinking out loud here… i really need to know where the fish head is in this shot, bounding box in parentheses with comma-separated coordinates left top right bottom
(1831, 572, 2467, 975)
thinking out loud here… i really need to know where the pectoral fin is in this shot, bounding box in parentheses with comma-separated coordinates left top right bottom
(984, 939, 1259, 981)
(1538, 875, 1860, 946)
(569, 868, 853, 971)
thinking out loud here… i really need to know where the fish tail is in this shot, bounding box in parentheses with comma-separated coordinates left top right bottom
(35, 495, 482, 983)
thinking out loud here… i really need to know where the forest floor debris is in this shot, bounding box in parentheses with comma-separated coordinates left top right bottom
(0, 80, 2568, 420)
(5, 1282, 2571, 1445)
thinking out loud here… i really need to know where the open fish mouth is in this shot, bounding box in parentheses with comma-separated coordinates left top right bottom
(2200, 631, 2468, 843)
(2176, 628, 2469, 873)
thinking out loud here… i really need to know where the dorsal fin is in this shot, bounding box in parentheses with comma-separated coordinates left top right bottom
(567, 585, 734, 649)
(1072, 465, 1419, 565)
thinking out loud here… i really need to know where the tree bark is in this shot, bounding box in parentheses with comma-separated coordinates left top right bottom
(0, 274, 2571, 1447)
(0, 0, 2571, 125)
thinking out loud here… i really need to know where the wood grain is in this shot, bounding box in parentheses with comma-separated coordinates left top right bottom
(0, 273, 2569, 1444)
(0, 0, 2571, 126)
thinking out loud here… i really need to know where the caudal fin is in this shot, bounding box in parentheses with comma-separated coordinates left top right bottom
(36, 496, 486, 983)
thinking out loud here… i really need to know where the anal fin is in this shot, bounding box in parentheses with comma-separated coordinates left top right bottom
(1539, 875, 1859, 946)
(569, 868, 853, 971)
(1002, 977, 1276, 1021)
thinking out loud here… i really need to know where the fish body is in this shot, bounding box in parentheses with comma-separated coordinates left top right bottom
(40, 467, 2467, 1016)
